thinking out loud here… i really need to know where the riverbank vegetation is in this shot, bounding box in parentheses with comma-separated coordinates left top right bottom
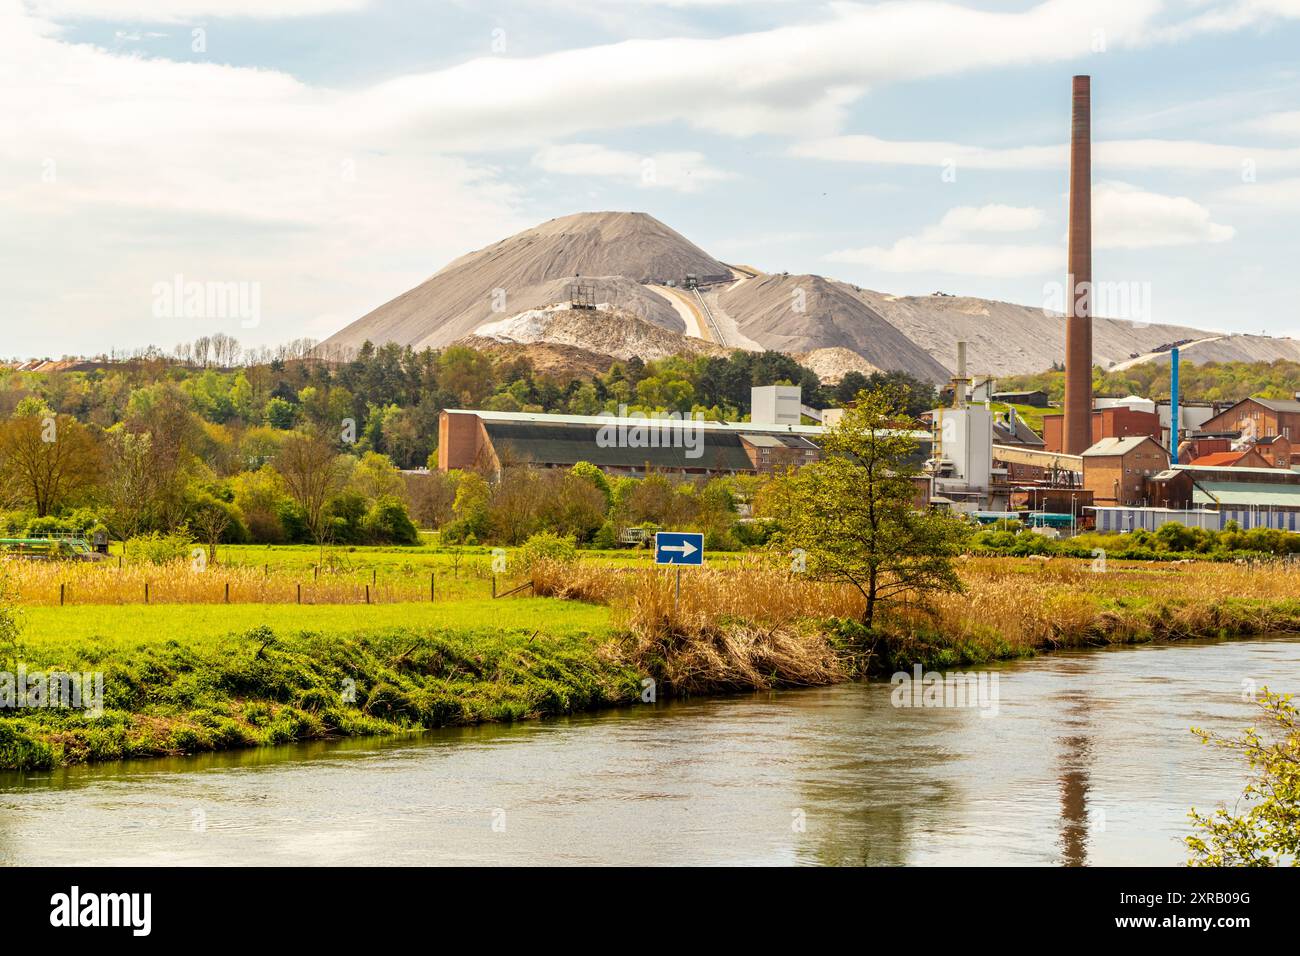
(971, 521, 1300, 561)
(533, 555, 1300, 678)
(1187, 690, 1299, 867)
(0, 597, 637, 770)
(6, 553, 1300, 769)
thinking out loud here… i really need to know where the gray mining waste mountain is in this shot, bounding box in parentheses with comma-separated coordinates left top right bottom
(323, 211, 1300, 382)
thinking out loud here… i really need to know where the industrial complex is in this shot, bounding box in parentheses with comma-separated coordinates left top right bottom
(431, 74, 1300, 537)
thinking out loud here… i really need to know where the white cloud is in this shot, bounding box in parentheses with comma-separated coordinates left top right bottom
(0, 0, 1290, 355)
(792, 134, 1064, 169)
(532, 143, 733, 192)
(824, 187, 1233, 276)
(0, 1, 523, 354)
(792, 133, 1300, 172)
(933, 204, 1047, 235)
(1241, 110, 1300, 138)
(1157, 0, 1300, 40)
(1093, 182, 1235, 248)
(827, 204, 1060, 277)
(26, 0, 367, 20)
(828, 238, 1062, 277)
(344, 0, 1166, 146)
(1221, 176, 1300, 208)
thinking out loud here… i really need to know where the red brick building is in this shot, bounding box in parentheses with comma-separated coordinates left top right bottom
(1081, 436, 1170, 507)
(1190, 449, 1271, 469)
(1043, 406, 1161, 453)
(1255, 434, 1294, 468)
(1201, 397, 1300, 443)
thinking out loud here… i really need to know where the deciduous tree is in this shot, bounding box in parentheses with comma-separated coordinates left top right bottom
(0, 411, 101, 517)
(767, 385, 966, 628)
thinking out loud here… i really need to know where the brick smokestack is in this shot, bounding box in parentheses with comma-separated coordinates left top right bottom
(1063, 74, 1093, 455)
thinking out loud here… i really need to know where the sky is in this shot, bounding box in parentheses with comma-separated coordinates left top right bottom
(3, 0, 1300, 359)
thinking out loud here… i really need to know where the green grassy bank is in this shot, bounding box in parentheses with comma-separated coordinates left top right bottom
(1, 599, 639, 770)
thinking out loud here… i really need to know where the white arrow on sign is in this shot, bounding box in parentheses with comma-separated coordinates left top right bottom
(662, 541, 698, 557)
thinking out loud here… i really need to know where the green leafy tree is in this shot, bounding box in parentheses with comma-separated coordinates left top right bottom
(276, 431, 350, 551)
(767, 385, 966, 629)
(569, 461, 612, 508)
(364, 494, 420, 545)
(264, 397, 297, 430)
(1187, 690, 1299, 867)
(0, 411, 102, 517)
(350, 451, 404, 501)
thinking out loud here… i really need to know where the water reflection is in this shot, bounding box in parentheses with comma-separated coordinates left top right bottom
(0, 637, 1295, 866)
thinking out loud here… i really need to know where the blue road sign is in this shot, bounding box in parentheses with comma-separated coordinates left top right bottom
(655, 531, 704, 566)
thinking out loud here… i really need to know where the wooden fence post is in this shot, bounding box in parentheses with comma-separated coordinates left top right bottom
(144, 581, 149, 604)
(224, 582, 230, 604)
(60, 583, 65, 606)
(430, 572, 435, 602)
(297, 583, 302, 605)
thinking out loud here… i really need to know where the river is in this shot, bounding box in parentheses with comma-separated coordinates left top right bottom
(2, 636, 1297, 866)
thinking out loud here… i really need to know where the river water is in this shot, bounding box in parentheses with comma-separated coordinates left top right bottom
(2, 637, 1297, 866)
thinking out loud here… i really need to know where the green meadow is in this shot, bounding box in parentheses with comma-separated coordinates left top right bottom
(1, 596, 634, 771)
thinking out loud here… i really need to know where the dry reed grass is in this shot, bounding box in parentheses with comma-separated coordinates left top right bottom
(533, 556, 860, 692)
(1, 557, 445, 605)
(533, 554, 1300, 686)
(919, 557, 1300, 652)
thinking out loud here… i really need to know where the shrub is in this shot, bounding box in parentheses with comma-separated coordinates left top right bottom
(364, 495, 419, 545)
(125, 531, 194, 565)
(26, 509, 106, 538)
(511, 531, 578, 573)
(704, 528, 738, 551)
(0, 722, 54, 770)
(592, 521, 617, 550)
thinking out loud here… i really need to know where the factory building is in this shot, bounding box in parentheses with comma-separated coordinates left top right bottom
(1079, 436, 1170, 506)
(1255, 434, 1293, 468)
(435, 385, 940, 481)
(438, 406, 827, 478)
(1189, 448, 1272, 469)
(1201, 397, 1300, 442)
(1097, 462, 1300, 531)
(1157, 400, 1233, 451)
(1042, 405, 1162, 453)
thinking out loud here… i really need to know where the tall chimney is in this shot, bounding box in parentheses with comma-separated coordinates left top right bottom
(1063, 75, 1093, 455)
(954, 341, 968, 409)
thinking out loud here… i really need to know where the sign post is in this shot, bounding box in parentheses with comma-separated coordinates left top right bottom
(654, 532, 704, 610)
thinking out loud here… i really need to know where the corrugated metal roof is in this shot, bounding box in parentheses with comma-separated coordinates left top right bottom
(1252, 398, 1300, 413)
(446, 407, 827, 436)
(446, 407, 934, 440)
(1081, 436, 1164, 457)
(1190, 451, 1252, 467)
(1191, 481, 1300, 506)
(483, 420, 758, 471)
(1173, 463, 1300, 479)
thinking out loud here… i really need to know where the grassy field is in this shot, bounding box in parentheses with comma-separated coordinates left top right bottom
(17, 599, 610, 645)
(987, 400, 1051, 432)
(2, 596, 631, 770)
(6, 544, 745, 606)
(8, 546, 1300, 770)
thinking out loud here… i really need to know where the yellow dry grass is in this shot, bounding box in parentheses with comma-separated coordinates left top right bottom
(918, 556, 1300, 652)
(533, 556, 861, 691)
(534, 554, 1300, 685)
(0, 557, 441, 605)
